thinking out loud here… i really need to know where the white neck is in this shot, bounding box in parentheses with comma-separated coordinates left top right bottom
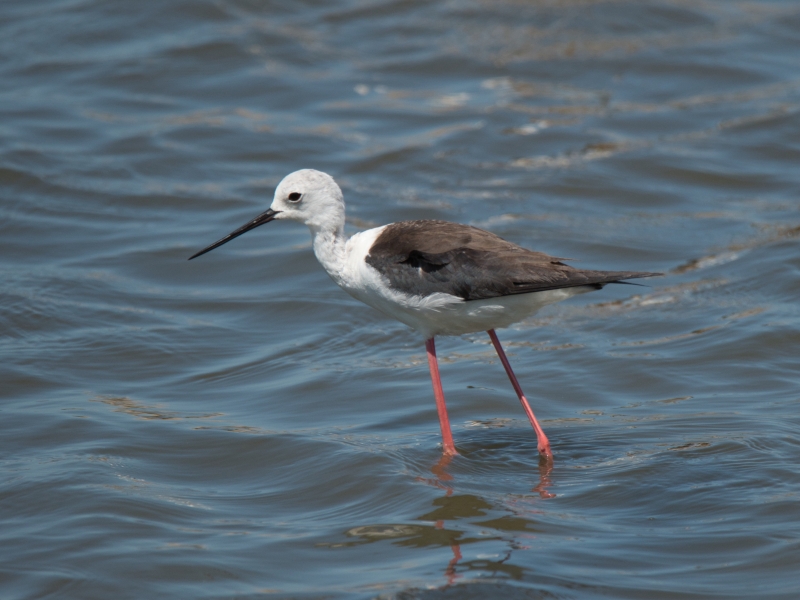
(310, 222, 348, 284)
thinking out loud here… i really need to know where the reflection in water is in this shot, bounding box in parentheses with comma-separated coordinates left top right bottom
(442, 533, 462, 586)
(423, 453, 554, 499)
(420, 454, 462, 584)
(417, 452, 456, 490)
(331, 454, 555, 588)
(420, 458, 489, 586)
(533, 461, 556, 500)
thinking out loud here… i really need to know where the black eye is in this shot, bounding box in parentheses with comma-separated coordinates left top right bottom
(288, 192, 302, 202)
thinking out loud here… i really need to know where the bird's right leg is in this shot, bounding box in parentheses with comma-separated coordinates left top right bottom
(425, 337, 457, 456)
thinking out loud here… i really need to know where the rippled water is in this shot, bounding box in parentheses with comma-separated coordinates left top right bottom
(2, 1, 800, 598)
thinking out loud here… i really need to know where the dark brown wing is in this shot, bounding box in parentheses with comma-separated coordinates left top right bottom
(365, 220, 660, 301)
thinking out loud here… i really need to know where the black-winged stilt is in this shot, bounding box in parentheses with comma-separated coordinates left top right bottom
(190, 169, 661, 459)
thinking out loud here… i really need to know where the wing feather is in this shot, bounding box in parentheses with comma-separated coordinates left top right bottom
(365, 220, 660, 301)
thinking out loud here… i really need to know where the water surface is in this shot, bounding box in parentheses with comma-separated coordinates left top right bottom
(2, 1, 800, 598)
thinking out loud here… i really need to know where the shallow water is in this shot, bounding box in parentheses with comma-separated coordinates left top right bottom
(2, 0, 800, 598)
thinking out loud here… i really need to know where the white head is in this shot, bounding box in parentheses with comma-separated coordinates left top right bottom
(188, 169, 345, 260)
(270, 169, 345, 233)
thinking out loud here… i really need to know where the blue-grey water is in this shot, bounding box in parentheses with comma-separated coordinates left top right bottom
(2, 1, 800, 598)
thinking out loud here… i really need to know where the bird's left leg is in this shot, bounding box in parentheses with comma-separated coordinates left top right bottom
(487, 329, 552, 459)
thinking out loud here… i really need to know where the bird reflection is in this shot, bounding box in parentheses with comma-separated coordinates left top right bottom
(440, 523, 462, 585)
(427, 453, 461, 584)
(335, 452, 555, 587)
(416, 452, 456, 491)
(416, 451, 555, 584)
(533, 459, 556, 500)
(420, 451, 556, 499)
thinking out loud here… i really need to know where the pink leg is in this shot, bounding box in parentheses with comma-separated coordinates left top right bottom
(487, 329, 552, 459)
(426, 337, 457, 456)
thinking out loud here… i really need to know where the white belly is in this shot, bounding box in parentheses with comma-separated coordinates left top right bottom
(356, 284, 594, 338)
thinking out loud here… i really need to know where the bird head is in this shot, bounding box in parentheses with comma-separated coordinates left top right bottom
(188, 169, 345, 260)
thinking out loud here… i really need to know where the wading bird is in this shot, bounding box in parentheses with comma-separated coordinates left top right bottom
(190, 170, 660, 459)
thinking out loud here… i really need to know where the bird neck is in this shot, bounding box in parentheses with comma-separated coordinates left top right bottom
(310, 223, 348, 281)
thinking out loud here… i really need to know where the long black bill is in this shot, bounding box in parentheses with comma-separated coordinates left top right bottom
(188, 208, 281, 260)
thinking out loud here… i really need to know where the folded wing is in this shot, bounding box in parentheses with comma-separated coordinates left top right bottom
(365, 220, 660, 301)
